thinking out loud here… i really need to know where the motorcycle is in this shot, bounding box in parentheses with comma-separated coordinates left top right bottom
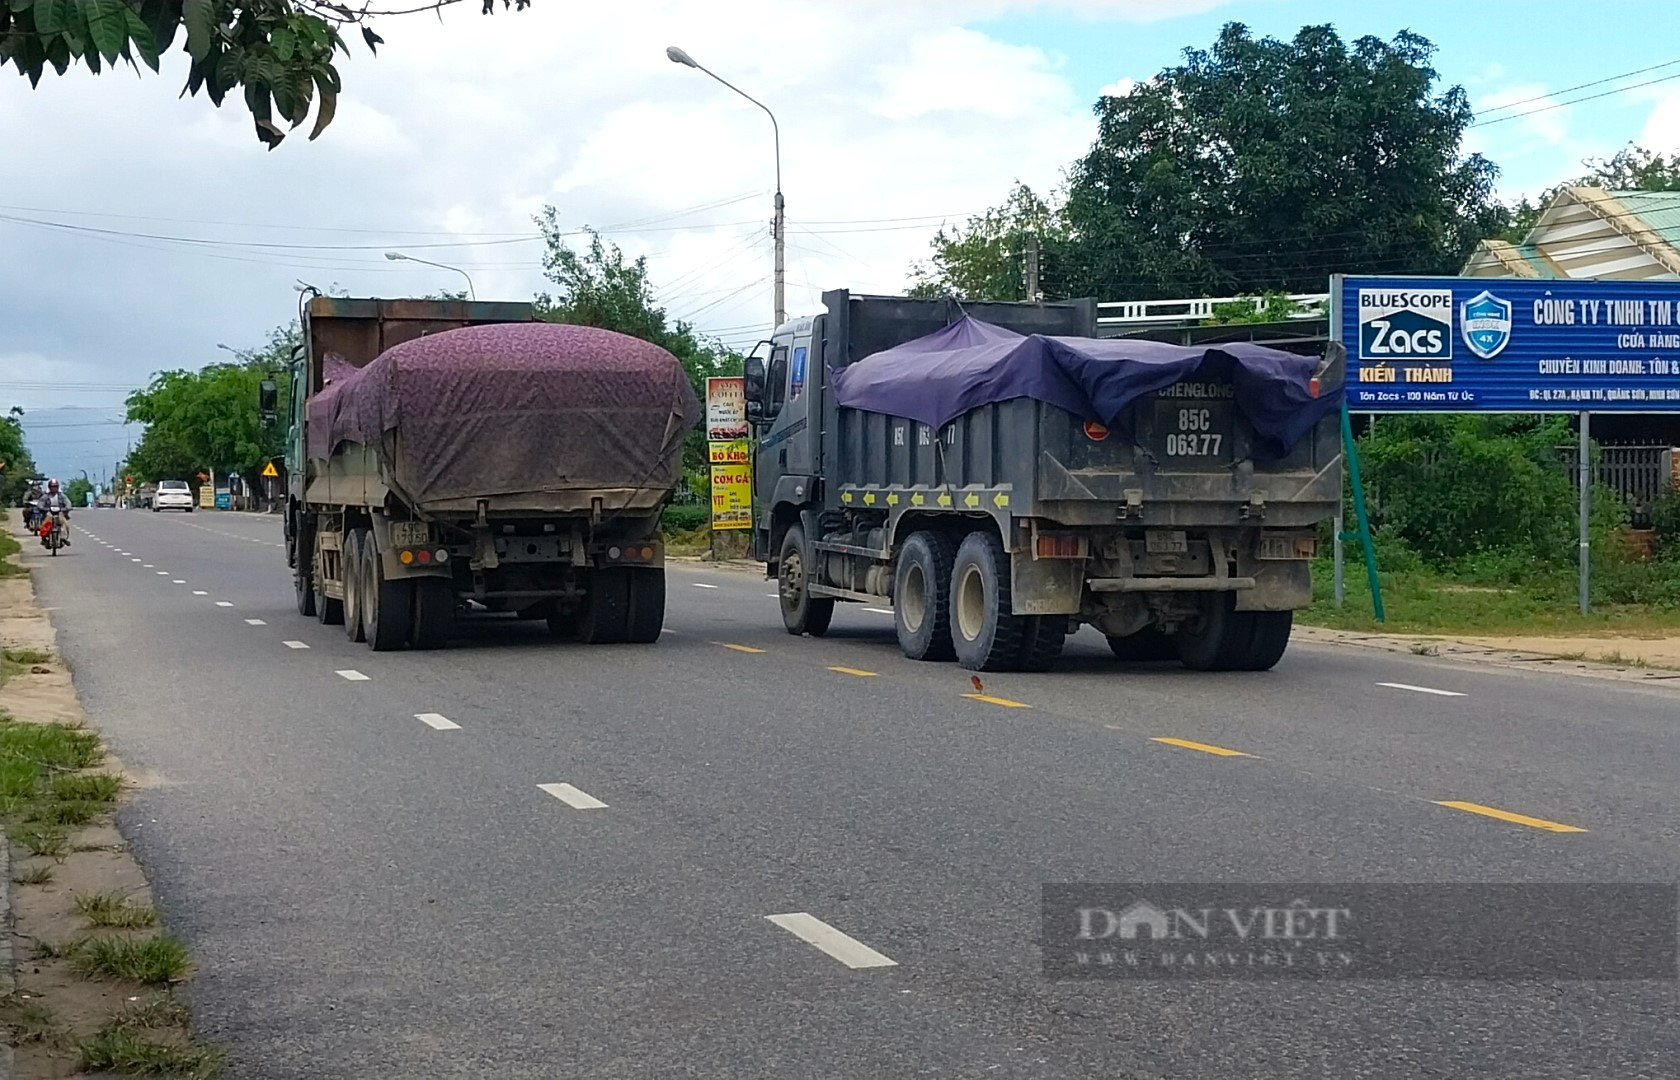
(40, 509, 67, 555)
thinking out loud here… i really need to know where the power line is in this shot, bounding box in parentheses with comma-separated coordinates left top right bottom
(1470, 70, 1680, 128)
(1474, 58, 1680, 118)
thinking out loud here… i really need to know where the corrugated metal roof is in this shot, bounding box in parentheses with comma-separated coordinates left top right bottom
(1609, 190, 1680, 238)
(1513, 244, 1562, 278)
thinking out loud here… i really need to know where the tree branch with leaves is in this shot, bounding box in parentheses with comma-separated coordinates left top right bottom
(0, 0, 531, 147)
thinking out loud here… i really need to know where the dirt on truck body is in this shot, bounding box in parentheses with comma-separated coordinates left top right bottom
(284, 295, 699, 651)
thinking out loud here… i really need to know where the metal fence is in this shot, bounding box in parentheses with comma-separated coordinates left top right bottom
(1555, 444, 1675, 523)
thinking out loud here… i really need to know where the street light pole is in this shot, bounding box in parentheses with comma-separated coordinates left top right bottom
(666, 46, 784, 328)
(384, 251, 477, 300)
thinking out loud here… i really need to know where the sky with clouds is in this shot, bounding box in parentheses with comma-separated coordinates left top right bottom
(5, 0, 1680, 479)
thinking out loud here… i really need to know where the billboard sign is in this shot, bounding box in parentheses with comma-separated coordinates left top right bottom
(706, 377, 748, 441)
(1334, 275, 1680, 411)
(709, 463, 752, 530)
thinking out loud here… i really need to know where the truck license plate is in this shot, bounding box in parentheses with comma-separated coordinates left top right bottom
(1154, 399, 1233, 463)
(1146, 530, 1187, 554)
(391, 521, 430, 546)
(1258, 534, 1313, 560)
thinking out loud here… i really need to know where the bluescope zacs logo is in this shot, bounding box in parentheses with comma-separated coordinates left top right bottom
(1460, 290, 1513, 359)
(1357, 289, 1452, 361)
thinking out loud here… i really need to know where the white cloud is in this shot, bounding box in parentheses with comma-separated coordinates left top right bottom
(1640, 94, 1680, 154)
(1099, 77, 1139, 98)
(1475, 83, 1570, 147)
(0, 0, 1231, 475)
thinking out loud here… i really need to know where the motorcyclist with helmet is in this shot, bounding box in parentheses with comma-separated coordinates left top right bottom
(34, 479, 72, 548)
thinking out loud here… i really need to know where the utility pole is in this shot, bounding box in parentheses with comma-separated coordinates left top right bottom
(1024, 234, 1042, 302)
(667, 46, 784, 328)
(773, 190, 785, 329)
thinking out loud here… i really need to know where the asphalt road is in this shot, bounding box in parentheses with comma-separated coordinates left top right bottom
(26, 508, 1680, 1079)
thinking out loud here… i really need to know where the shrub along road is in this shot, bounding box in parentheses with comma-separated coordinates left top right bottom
(23, 508, 1680, 1079)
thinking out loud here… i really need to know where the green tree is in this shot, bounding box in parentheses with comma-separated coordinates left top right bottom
(0, 406, 41, 505)
(125, 323, 295, 492)
(908, 183, 1071, 301)
(1, 0, 531, 148)
(66, 476, 94, 506)
(921, 23, 1507, 301)
(532, 209, 739, 473)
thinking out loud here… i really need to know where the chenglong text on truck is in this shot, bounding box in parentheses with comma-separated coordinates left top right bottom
(283, 295, 699, 651)
(744, 291, 1345, 672)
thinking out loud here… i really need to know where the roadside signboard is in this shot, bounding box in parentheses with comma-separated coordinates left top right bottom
(198, 484, 215, 509)
(706, 377, 748, 441)
(1334, 275, 1680, 412)
(215, 491, 231, 510)
(705, 377, 752, 531)
(708, 438, 751, 465)
(709, 463, 752, 530)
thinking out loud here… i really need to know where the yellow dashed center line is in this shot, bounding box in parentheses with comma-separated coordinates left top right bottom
(1434, 801, 1586, 833)
(1151, 736, 1250, 757)
(713, 642, 765, 654)
(962, 692, 1031, 708)
(829, 666, 878, 677)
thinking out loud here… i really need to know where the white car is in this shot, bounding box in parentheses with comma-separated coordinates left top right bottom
(153, 480, 194, 512)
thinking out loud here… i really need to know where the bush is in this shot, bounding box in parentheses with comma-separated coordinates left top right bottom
(1358, 415, 1578, 568)
(661, 503, 709, 534)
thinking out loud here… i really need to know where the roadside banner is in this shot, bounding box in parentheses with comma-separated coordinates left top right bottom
(706, 377, 748, 441)
(709, 463, 752, 530)
(705, 377, 752, 531)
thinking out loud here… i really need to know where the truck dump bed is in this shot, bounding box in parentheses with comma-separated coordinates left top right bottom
(825, 306, 1344, 528)
(305, 321, 699, 514)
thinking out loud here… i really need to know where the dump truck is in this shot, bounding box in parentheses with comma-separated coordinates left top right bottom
(283, 295, 700, 650)
(745, 290, 1345, 672)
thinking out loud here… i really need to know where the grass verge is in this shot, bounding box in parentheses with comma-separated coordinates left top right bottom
(75, 890, 161, 929)
(0, 525, 25, 578)
(1300, 557, 1680, 638)
(79, 1025, 227, 1078)
(70, 935, 192, 985)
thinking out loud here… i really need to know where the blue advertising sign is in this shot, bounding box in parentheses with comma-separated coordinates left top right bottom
(215, 492, 231, 510)
(1333, 275, 1680, 411)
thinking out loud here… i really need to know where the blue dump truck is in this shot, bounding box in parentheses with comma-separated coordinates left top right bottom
(283, 295, 699, 651)
(744, 291, 1345, 673)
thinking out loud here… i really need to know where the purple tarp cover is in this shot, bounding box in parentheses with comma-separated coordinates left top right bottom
(831, 316, 1342, 458)
(307, 322, 700, 507)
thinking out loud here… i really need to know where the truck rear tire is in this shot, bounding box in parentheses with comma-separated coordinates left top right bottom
(894, 531, 955, 661)
(1174, 593, 1251, 672)
(579, 567, 631, 644)
(342, 530, 367, 643)
(295, 561, 316, 618)
(778, 524, 834, 637)
(411, 578, 453, 649)
(626, 568, 665, 644)
(1015, 616, 1067, 672)
(1233, 610, 1292, 671)
(949, 530, 1025, 672)
(1106, 627, 1176, 662)
(361, 539, 414, 652)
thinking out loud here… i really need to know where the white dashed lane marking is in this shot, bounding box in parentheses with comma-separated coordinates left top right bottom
(865, 608, 894, 616)
(215, 601, 234, 608)
(416, 713, 461, 731)
(692, 583, 719, 589)
(245, 619, 267, 626)
(336, 669, 370, 681)
(283, 641, 309, 649)
(538, 783, 607, 809)
(192, 591, 207, 596)
(1378, 682, 1466, 698)
(764, 913, 898, 969)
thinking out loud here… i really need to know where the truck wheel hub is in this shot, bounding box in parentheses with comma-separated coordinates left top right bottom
(956, 564, 986, 641)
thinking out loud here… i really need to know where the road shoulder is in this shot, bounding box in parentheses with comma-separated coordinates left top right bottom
(1, 530, 225, 1078)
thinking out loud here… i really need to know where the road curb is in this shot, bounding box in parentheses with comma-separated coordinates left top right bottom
(1295, 624, 1680, 686)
